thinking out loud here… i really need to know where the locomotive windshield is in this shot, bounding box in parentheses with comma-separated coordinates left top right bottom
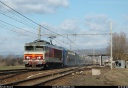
(35, 46, 44, 51)
(25, 46, 34, 51)
(25, 46, 45, 51)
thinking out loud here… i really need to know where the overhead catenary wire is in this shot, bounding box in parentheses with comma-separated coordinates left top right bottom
(0, 1, 81, 51)
(53, 39, 81, 54)
(0, 19, 38, 36)
(0, 25, 35, 39)
(0, 0, 110, 54)
(0, 3, 39, 30)
(0, 20, 37, 39)
(0, 1, 61, 35)
(0, 9, 37, 31)
(39, 33, 110, 36)
(53, 39, 69, 49)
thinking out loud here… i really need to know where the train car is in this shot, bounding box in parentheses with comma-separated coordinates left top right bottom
(62, 50, 85, 66)
(23, 39, 90, 70)
(62, 48, 67, 66)
(66, 50, 76, 66)
(23, 40, 63, 69)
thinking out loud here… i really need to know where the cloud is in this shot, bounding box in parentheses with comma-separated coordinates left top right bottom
(41, 19, 81, 49)
(0, 16, 111, 55)
(111, 15, 128, 33)
(123, 15, 128, 25)
(0, 34, 36, 55)
(59, 19, 79, 33)
(89, 1, 128, 4)
(48, 15, 128, 50)
(41, 18, 110, 50)
(42, 19, 79, 34)
(85, 14, 110, 32)
(76, 40, 108, 48)
(0, 0, 69, 13)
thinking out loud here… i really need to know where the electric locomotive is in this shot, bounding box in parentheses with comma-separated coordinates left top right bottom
(23, 39, 90, 69)
(23, 40, 64, 69)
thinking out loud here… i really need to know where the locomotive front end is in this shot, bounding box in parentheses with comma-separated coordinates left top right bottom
(24, 53, 45, 68)
(23, 42, 46, 69)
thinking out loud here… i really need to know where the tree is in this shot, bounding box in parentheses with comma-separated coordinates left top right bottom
(17, 56, 23, 65)
(107, 32, 128, 61)
(5, 54, 16, 66)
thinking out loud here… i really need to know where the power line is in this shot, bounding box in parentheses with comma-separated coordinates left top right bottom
(53, 39, 69, 49)
(0, 19, 38, 36)
(0, 1, 60, 35)
(0, 9, 37, 30)
(0, 25, 35, 39)
(0, 1, 78, 41)
(42, 33, 109, 53)
(42, 33, 110, 53)
(40, 33, 110, 36)
(53, 39, 80, 54)
(0, 20, 37, 39)
(0, 0, 84, 52)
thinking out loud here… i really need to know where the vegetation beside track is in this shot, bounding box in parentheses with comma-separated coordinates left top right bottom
(0, 65, 24, 70)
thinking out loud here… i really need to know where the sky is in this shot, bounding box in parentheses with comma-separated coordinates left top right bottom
(0, 0, 128, 55)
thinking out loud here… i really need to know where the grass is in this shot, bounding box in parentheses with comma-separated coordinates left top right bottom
(0, 65, 25, 70)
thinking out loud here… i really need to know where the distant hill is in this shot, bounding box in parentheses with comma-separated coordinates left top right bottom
(0, 51, 23, 58)
(0, 48, 108, 57)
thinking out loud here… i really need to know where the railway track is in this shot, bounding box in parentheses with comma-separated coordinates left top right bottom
(0, 70, 32, 80)
(0, 69, 30, 76)
(34, 67, 92, 86)
(0, 66, 72, 81)
(0, 66, 88, 86)
(0, 69, 26, 72)
(0, 69, 37, 80)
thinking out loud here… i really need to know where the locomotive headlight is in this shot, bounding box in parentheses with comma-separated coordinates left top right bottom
(26, 56, 30, 60)
(37, 56, 41, 60)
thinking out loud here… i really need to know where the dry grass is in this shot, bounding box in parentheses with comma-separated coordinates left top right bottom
(44, 67, 128, 86)
(0, 65, 24, 70)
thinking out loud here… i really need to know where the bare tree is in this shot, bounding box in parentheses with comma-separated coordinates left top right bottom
(5, 54, 16, 66)
(107, 32, 128, 61)
(0, 54, 24, 66)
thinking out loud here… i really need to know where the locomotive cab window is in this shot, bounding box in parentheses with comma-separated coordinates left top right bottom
(35, 46, 44, 51)
(25, 46, 34, 51)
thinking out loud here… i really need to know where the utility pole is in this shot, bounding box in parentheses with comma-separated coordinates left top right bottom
(110, 21, 113, 69)
(38, 25, 41, 41)
(48, 36, 56, 44)
(70, 44, 71, 50)
(93, 47, 95, 65)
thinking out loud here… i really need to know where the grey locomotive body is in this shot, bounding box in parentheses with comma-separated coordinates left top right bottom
(23, 40, 88, 69)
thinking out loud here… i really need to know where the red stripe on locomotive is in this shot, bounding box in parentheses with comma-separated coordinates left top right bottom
(24, 54, 43, 60)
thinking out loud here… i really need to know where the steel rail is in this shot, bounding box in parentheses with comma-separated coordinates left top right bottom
(32, 67, 91, 86)
(0, 69, 26, 72)
(0, 70, 30, 76)
(0, 67, 77, 86)
(31, 71, 74, 86)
